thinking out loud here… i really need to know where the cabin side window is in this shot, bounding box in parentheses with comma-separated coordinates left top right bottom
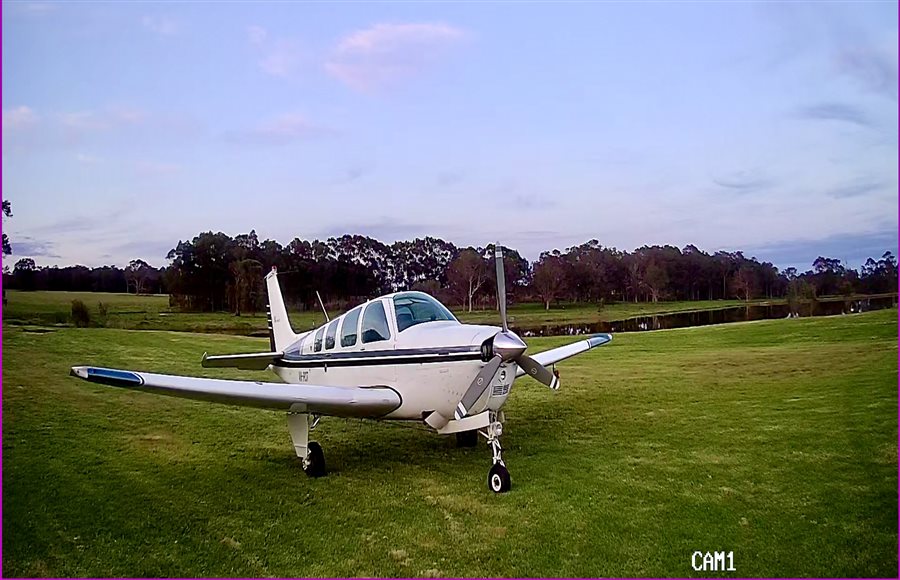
(341, 307, 361, 347)
(361, 301, 391, 344)
(314, 326, 325, 352)
(297, 333, 308, 354)
(325, 319, 339, 350)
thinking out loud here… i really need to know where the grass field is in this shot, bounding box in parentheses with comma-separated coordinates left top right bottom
(3, 309, 897, 577)
(7, 290, 890, 336)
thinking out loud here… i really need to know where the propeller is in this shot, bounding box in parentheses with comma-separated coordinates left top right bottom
(453, 243, 559, 421)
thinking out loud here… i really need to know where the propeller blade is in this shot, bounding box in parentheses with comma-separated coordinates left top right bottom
(516, 353, 559, 390)
(494, 243, 508, 333)
(455, 355, 502, 420)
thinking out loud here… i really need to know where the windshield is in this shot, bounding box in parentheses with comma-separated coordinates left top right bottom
(393, 292, 458, 332)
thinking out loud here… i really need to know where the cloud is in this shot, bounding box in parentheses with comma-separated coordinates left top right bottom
(826, 180, 885, 199)
(247, 28, 302, 78)
(512, 193, 557, 210)
(797, 102, 872, 127)
(142, 16, 180, 37)
(325, 22, 466, 91)
(59, 107, 146, 132)
(258, 42, 302, 78)
(317, 217, 436, 241)
(225, 114, 334, 146)
(135, 160, 180, 175)
(108, 239, 175, 263)
(27, 207, 130, 236)
(10, 237, 60, 258)
(713, 169, 774, 193)
(836, 46, 898, 100)
(745, 229, 898, 271)
(247, 25, 268, 46)
(340, 166, 367, 183)
(16, 2, 55, 14)
(437, 171, 464, 187)
(3, 106, 39, 130)
(76, 153, 102, 165)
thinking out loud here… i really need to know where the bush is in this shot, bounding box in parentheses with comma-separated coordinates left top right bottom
(71, 300, 91, 327)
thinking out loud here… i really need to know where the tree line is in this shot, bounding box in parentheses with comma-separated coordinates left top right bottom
(3, 230, 897, 313)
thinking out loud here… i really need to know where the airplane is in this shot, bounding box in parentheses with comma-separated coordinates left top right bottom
(70, 246, 612, 492)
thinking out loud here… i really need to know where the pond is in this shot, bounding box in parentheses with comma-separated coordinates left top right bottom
(512, 296, 898, 337)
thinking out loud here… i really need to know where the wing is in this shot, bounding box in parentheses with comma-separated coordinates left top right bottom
(201, 351, 283, 370)
(515, 333, 612, 378)
(70, 366, 401, 418)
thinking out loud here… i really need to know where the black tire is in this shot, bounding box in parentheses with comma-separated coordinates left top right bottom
(487, 463, 511, 493)
(456, 430, 479, 448)
(303, 441, 326, 477)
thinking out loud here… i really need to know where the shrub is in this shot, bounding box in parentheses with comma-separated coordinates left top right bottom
(71, 300, 91, 327)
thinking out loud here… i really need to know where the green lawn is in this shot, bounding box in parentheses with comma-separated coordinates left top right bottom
(2, 290, 334, 335)
(3, 310, 897, 577)
(7, 290, 893, 336)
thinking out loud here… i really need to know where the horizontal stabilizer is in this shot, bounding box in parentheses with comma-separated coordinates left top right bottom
(70, 366, 401, 417)
(201, 351, 283, 370)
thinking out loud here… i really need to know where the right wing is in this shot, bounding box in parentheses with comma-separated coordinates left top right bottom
(515, 333, 612, 377)
(70, 366, 401, 418)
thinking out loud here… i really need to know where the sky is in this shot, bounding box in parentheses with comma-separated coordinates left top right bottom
(2, 1, 897, 272)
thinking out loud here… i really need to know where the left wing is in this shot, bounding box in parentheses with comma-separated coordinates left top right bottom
(70, 366, 401, 417)
(515, 333, 612, 378)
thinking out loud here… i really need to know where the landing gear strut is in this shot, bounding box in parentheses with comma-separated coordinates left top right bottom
(482, 411, 511, 493)
(288, 412, 326, 477)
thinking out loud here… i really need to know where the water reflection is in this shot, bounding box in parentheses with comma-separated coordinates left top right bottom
(512, 296, 897, 337)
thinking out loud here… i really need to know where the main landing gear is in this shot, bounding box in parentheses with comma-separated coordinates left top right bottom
(288, 412, 326, 477)
(482, 411, 511, 493)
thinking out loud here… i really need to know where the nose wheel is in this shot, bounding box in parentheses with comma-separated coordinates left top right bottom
(488, 463, 511, 493)
(482, 411, 511, 493)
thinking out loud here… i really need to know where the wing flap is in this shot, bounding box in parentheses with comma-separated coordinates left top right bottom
(515, 333, 612, 377)
(70, 366, 401, 417)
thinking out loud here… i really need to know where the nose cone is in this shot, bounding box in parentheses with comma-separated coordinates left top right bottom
(493, 331, 526, 361)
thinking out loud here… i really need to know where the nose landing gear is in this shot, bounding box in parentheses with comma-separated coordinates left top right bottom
(482, 411, 511, 493)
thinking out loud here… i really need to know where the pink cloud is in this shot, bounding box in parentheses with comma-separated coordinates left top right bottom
(226, 114, 335, 146)
(325, 22, 466, 92)
(2, 106, 39, 130)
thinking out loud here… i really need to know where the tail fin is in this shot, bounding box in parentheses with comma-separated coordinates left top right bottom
(265, 267, 299, 351)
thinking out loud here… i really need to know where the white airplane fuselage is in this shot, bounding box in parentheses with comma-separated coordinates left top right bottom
(270, 296, 515, 421)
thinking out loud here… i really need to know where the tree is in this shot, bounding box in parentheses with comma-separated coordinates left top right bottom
(731, 265, 757, 301)
(642, 260, 669, 303)
(533, 253, 566, 310)
(125, 259, 153, 294)
(447, 248, 487, 312)
(13, 257, 36, 290)
(2, 200, 11, 256)
(229, 258, 264, 315)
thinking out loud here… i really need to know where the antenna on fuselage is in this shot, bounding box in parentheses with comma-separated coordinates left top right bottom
(316, 290, 330, 322)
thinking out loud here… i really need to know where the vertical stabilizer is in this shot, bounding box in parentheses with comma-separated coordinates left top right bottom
(265, 267, 298, 351)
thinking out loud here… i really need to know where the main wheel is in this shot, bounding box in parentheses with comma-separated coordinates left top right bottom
(487, 463, 511, 493)
(456, 430, 479, 448)
(303, 441, 326, 477)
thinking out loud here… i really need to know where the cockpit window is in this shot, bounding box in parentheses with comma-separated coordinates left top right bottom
(361, 301, 391, 344)
(393, 292, 458, 332)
